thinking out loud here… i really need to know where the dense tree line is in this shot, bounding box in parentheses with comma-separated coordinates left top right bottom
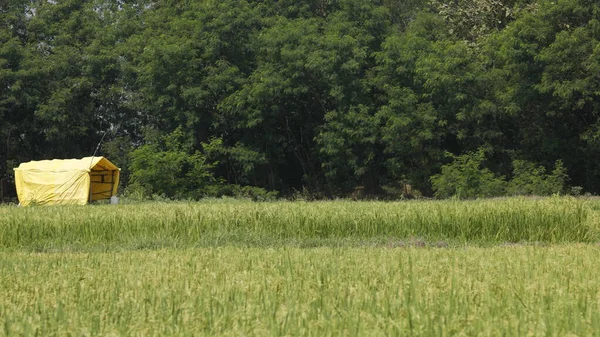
(1, 0, 599, 199)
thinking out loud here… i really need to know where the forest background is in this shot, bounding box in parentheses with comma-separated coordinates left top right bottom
(1, 0, 599, 200)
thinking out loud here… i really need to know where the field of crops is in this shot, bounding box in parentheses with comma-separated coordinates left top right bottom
(1, 197, 600, 336)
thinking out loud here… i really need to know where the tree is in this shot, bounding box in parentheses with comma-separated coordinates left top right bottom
(489, 0, 600, 191)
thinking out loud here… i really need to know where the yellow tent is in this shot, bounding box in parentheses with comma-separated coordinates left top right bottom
(14, 157, 120, 206)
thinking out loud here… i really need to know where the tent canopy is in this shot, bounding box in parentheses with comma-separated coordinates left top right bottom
(14, 156, 120, 206)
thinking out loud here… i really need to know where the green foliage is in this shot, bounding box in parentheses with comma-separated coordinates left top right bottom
(2, 0, 600, 199)
(434, 0, 535, 41)
(432, 151, 570, 198)
(317, 105, 383, 194)
(102, 135, 135, 187)
(507, 160, 569, 196)
(202, 137, 268, 187)
(487, 0, 600, 191)
(128, 128, 217, 199)
(206, 184, 280, 201)
(430, 149, 507, 199)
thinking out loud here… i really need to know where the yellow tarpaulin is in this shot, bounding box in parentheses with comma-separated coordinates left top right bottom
(14, 157, 120, 206)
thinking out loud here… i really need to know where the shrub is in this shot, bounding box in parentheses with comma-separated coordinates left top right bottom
(431, 150, 570, 199)
(126, 128, 279, 201)
(127, 128, 218, 199)
(430, 149, 506, 199)
(507, 160, 568, 196)
(205, 184, 279, 201)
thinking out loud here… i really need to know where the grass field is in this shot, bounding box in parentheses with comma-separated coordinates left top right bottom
(0, 197, 595, 251)
(1, 197, 600, 336)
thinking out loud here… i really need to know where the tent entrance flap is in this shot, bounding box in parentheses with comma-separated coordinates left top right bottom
(89, 169, 118, 201)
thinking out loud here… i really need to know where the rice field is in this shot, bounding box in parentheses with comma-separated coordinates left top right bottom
(3, 246, 600, 336)
(0, 197, 595, 251)
(1, 197, 600, 336)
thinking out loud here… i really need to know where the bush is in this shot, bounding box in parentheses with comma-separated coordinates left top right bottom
(430, 149, 506, 199)
(507, 160, 568, 196)
(127, 128, 218, 200)
(126, 128, 279, 201)
(430, 149, 570, 199)
(207, 184, 279, 201)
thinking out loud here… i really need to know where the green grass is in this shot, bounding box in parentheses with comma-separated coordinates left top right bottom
(2, 246, 600, 336)
(0, 197, 595, 251)
(2, 197, 600, 336)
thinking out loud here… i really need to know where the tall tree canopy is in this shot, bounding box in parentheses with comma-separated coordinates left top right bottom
(1, 0, 598, 199)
